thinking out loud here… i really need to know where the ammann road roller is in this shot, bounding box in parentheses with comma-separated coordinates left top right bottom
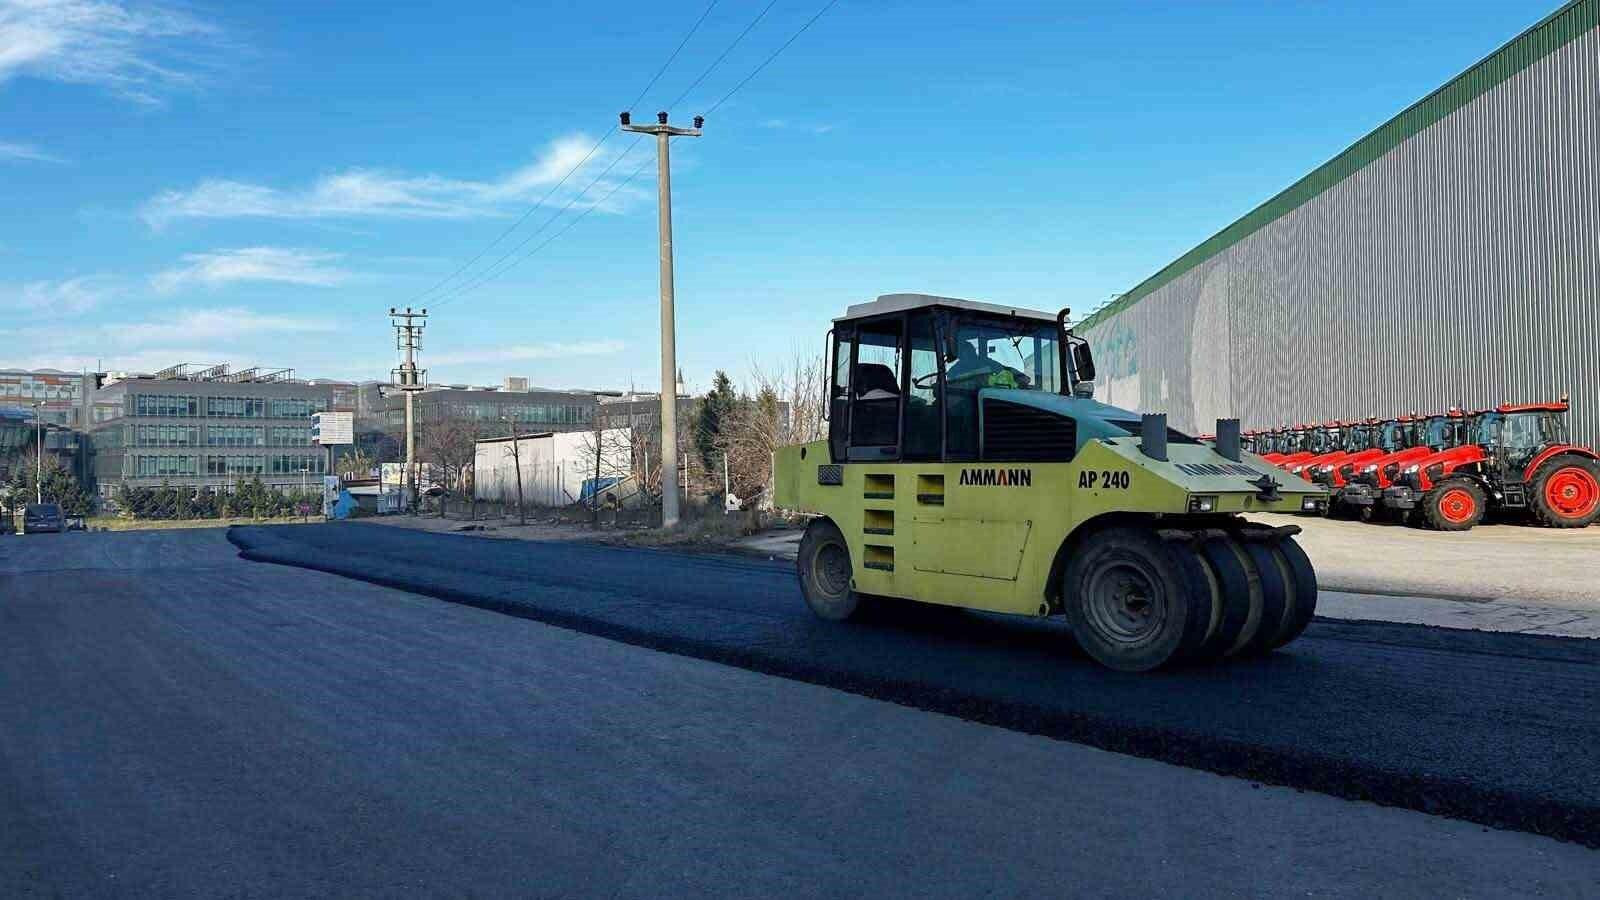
(772, 294, 1327, 671)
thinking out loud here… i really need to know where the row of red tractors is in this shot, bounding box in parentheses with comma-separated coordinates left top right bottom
(1234, 397, 1600, 531)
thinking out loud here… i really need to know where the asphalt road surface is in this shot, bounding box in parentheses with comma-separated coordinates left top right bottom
(3, 529, 1598, 898)
(230, 522, 1600, 846)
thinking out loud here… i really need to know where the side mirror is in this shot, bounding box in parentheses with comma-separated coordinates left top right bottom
(1071, 341, 1096, 383)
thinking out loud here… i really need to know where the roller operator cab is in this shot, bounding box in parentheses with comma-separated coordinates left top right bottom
(773, 294, 1327, 672)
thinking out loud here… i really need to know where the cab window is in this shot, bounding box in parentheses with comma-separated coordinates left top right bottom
(847, 323, 902, 458)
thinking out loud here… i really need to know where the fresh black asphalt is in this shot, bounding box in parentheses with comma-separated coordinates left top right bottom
(10, 529, 1598, 897)
(230, 522, 1600, 847)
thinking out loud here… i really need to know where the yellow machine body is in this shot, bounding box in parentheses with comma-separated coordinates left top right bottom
(775, 433, 1324, 617)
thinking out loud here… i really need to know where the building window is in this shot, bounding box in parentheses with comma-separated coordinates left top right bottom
(134, 394, 200, 417)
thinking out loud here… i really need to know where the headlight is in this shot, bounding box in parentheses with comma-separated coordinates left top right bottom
(1188, 495, 1217, 513)
(1361, 464, 1378, 473)
(1300, 496, 1323, 511)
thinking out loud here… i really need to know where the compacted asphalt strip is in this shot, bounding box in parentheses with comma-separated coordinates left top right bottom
(228, 522, 1600, 847)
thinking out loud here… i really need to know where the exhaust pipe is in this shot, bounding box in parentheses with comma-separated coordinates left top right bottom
(1216, 418, 1241, 461)
(1140, 413, 1168, 462)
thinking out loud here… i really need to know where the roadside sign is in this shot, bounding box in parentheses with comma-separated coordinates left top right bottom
(312, 411, 354, 445)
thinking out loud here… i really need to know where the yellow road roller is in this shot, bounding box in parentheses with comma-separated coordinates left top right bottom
(772, 294, 1328, 671)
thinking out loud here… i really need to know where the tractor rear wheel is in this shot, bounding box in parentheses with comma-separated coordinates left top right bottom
(1529, 457, 1600, 528)
(1421, 480, 1485, 531)
(1064, 527, 1214, 672)
(797, 518, 867, 621)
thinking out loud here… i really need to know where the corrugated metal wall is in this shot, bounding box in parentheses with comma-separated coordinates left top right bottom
(1083, 21, 1600, 450)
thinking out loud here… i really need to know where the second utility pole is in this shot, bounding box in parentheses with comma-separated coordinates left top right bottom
(621, 110, 701, 529)
(390, 306, 428, 514)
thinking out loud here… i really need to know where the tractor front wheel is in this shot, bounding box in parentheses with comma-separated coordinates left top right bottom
(797, 518, 867, 621)
(1421, 480, 1485, 531)
(1064, 527, 1215, 672)
(1529, 457, 1600, 529)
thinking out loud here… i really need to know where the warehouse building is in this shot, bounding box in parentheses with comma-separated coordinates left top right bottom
(1077, 1, 1600, 449)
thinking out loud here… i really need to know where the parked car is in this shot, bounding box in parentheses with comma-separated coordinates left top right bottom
(22, 503, 65, 534)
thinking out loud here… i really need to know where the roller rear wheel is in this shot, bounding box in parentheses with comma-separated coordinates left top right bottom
(1267, 536, 1318, 649)
(1233, 539, 1292, 656)
(1064, 527, 1214, 672)
(797, 519, 867, 621)
(1193, 535, 1260, 660)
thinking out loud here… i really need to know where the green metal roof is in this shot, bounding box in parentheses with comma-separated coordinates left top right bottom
(1077, 0, 1599, 334)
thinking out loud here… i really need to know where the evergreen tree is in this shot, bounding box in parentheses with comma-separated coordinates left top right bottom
(694, 370, 738, 474)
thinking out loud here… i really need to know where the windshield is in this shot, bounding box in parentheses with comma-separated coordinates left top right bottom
(1378, 423, 1405, 451)
(948, 318, 1061, 393)
(1504, 411, 1566, 449)
(1422, 417, 1457, 449)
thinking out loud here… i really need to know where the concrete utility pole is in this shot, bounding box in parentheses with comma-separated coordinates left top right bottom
(620, 110, 702, 529)
(32, 401, 44, 504)
(390, 307, 428, 514)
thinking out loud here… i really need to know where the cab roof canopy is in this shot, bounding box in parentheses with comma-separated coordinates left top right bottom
(837, 293, 1058, 325)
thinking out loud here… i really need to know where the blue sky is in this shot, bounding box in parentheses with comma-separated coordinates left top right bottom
(0, 0, 1558, 392)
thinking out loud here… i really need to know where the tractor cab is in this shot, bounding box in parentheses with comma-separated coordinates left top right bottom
(825, 293, 1104, 464)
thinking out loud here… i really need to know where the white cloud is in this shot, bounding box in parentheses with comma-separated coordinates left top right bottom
(3, 274, 118, 314)
(760, 118, 838, 135)
(151, 246, 350, 293)
(117, 307, 335, 344)
(0, 139, 64, 162)
(0, 0, 220, 104)
(141, 133, 649, 228)
(429, 340, 624, 367)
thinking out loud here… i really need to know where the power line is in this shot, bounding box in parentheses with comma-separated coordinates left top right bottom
(477, 156, 656, 285)
(665, 0, 780, 111)
(424, 0, 845, 306)
(629, 0, 720, 110)
(404, 134, 613, 305)
(705, 0, 841, 116)
(405, 0, 719, 307)
(431, 137, 648, 306)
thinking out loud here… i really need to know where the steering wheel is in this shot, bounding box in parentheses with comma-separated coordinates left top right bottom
(912, 371, 940, 389)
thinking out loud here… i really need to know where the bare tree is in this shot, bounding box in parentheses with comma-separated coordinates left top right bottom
(576, 413, 636, 526)
(419, 416, 481, 517)
(714, 351, 826, 508)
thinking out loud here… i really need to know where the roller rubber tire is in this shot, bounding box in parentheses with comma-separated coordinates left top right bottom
(1194, 535, 1261, 660)
(1233, 540, 1292, 656)
(1267, 536, 1318, 649)
(1421, 479, 1485, 531)
(1528, 457, 1600, 529)
(1063, 527, 1215, 672)
(796, 518, 867, 621)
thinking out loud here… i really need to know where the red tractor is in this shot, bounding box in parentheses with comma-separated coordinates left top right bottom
(1383, 397, 1600, 531)
(1270, 423, 1331, 471)
(1285, 420, 1377, 483)
(1343, 410, 1464, 519)
(1311, 417, 1408, 516)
